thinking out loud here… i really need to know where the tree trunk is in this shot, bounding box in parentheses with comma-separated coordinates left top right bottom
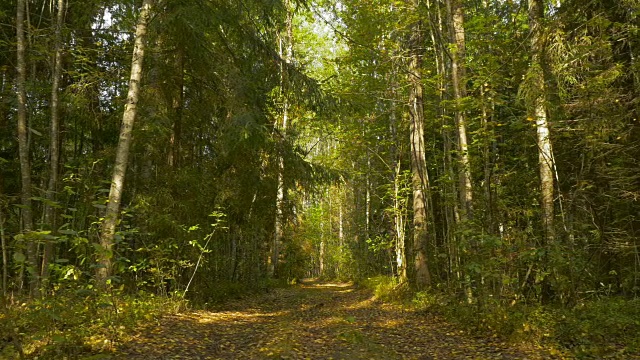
(393, 162, 408, 282)
(98, 0, 153, 287)
(528, 0, 555, 247)
(408, 0, 431, 289)
(447, 0, 473, 220)
(365, 154, 371, 240)
(271, 0, 293, 278)
(481, 84, 498, 235)
(389, 85, 407, 283)
(41, 0, 66, 290)
(16, 0, 36, 294)
(1, 202, 7, 299)
(167, 47, 184, 168)
(319, 218, 325, 277)
(528, 0, 555, 302)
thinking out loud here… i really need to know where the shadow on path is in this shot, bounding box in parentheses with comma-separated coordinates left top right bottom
(114, 279, 555, 359)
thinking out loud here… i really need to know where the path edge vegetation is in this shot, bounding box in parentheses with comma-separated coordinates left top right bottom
(1, 0, 639, 359)
(361, 275, 640, 358)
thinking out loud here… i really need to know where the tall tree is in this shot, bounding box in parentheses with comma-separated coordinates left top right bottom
(271, 0, 294, 278)
(41, 0, 66, 289)
(528, 1, 555, 252)
(389, 77, 408, 283)
(98, 0, 154, 286)
(408, 0, 431, 289)
(15, 0, 35, 293)
(446, 0, 473, 220)
(524, 0, 556, 302)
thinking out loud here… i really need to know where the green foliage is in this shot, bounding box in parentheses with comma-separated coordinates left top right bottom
(360, 275, 410, 303)
(0, 288, 182, 359)
(1, 0, 639, 357)
(411, 291, 640, 358)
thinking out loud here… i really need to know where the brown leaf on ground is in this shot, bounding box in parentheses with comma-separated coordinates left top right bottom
(113, 280, 560, 359)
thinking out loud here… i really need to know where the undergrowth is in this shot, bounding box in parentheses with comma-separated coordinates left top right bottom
(0, 287, 184, 359)
(360, 275, 411, 302)
(362, 275, 640, 359)
(412, 291, 640, 358)
(0, 277, 290, 359)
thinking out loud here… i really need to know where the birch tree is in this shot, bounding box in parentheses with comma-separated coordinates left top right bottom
(528, 0, 555, 248)
(446, 0, 473, 220)
(98, 0, 154, 286)
(525, 0, 556, 301)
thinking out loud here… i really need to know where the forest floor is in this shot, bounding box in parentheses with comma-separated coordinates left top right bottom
(113, 279, 559, 360)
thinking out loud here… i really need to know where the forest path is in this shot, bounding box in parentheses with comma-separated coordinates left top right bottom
(115, 280, 553, 359)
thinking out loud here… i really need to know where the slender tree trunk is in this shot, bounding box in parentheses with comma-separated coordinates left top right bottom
(389, 84, 407, 282)
(408, 0, 431, 289)
(271, 0, 293, 278)
(481, 84, 498, 235)
(448, 0, 475, 302)
(98, 0, 153, 286)
(1, 202, 7, 299)
(168, 47, 184, 168)
(476, 0, 495, 239)
(41, 0, 66, 290)
(365, 150, 371, 240)
(528, 0, 555, 302)
(393, 162, 408, 282)
(319, 218, 325, 277)
(447, 0, 473, 220)
(428, 0, 459, 287)
(16, 0, 36, 294)
(528, 0, 555, 248)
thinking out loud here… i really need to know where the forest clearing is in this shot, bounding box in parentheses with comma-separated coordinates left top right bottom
(1, 0, 639, 358)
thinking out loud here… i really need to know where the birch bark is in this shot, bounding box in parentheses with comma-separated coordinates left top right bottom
(447, 0, 473, 219)
(528, 0, 555, 247)
(98, 0, 153, 286)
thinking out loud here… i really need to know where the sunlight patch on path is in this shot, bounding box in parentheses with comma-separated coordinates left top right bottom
(114, 281, 558, 359)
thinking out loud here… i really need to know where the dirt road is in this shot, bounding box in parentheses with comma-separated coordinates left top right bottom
(115, 280, 554, 359)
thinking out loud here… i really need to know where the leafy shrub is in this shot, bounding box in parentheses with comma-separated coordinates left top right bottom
(360, 275, 411, 302)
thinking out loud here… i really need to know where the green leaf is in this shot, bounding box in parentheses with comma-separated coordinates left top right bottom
(13, 252, 26, 263)
(75, 288, 94, 297)
(51, 335, 65, 343)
